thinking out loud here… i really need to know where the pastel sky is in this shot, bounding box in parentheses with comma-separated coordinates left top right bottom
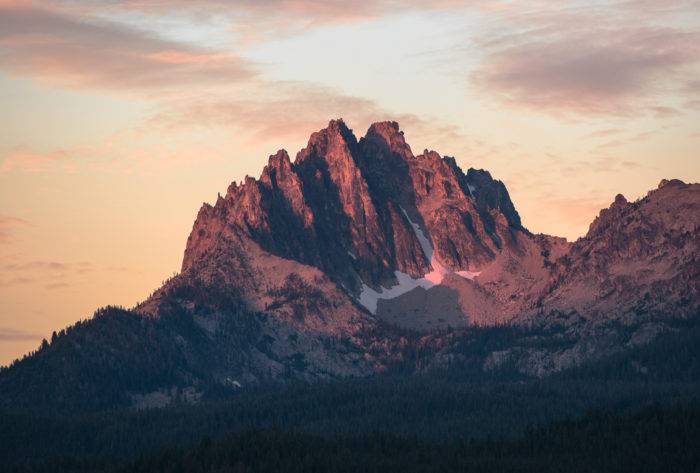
(1, 0, 699, 365)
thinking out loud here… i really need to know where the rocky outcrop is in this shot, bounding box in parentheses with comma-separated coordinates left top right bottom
(536, 179, 700, 322)
(181, 119, 530, 303)
(179, 119, 698, 339)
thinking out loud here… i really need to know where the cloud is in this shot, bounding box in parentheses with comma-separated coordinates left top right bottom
(3, 261, 71, 272)
(0, 2, 254, 92)
(683, 79, 700, 94)
(471, 6, 700, 117)
(0, 215, 29, 243)
(0, 259, 117, 293)
(0, 261, 68, 288)
(0, 327, 42, 342)
(226, 0, 472, 43)
(620, 160, 642, 169)
(89, 0, 469, 40)
(585, 128, 624, 139)
(0, 1, 468, 176)
(0, 148, 70, 174)
(0, 276, 34, 288)
(649, 105, 682, 117)
(148, 80, 464, 154)
(1, 260, 132, 276)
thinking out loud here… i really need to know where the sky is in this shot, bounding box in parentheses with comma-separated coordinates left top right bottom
(1, 0, 699, 365)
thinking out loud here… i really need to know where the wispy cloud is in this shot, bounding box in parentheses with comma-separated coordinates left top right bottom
(585, 128, 624, 139)
(0, 1, 468, 175)
(85, 0, 470, 42)
(0, 2, 255, 92)
(0, 215, 29, 243)
(471, 6, 700, 117)
(0, 327, 42, 342)
(0, 276, 34, 288)
(149, 80, 464, 149)
(0, 259, 134, 292)
(3, 261, 72, 272)
(0, 148, 71, 174)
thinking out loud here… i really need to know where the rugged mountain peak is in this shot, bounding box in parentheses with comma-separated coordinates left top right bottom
(181, 119, 539, 308)
(613, 193, 628, 205)
(417, 149, 442, 163)
(585, 178, 697, 244)
(297, 119, 358, 163)
(260, 149, 293, 184)
(465, 168, 522, 230)
(658, 178, 685, 189)
(364, 121, 414, 161)
(541, 179, 700, 320)
(587, 193, 630, 238)
(294, 120, 397, 288)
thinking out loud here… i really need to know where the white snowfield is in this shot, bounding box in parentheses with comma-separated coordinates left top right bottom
(357, 208, 480, 314)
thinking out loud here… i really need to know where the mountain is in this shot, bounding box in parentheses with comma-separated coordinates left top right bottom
(0, 119, 698, 413)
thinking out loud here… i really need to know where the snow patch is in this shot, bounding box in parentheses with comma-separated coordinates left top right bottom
(356, 207, 482, 314)
(358, 271, 436, 314)
(347, 251, 357, 260)
(224, 377, 242, 388)
(467, 183, 476, 198)
(401, 207, 448, 283)
(456, 270, 481, 280)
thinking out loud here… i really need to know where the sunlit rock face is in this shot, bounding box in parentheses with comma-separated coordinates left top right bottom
(180, 119, 531, 317)
(109, 128, 700, 393)
(178, 119, 699, 332)
(2, 118, 698, 413)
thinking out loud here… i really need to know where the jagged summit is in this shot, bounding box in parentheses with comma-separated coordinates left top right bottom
(177, 119, 697, 332)
(181, 120, 523, 298)
(658, 178, 686, 189)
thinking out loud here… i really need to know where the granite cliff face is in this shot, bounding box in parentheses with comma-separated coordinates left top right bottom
(179, 120, 531, 316)
(138, 119, 699, 378)
(154, 118, 699, 356)
(1, 119, 698, 412)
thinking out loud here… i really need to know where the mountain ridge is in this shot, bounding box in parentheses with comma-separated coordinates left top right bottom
(1, 118, 698, 412)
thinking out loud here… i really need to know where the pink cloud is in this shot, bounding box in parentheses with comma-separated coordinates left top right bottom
(0, 327, 42, 342)
(0, 2, 255, 92)
(109, 0, 467, 24)
(0, 276, 34, 287)
(0, 148, 69, 174)
(0, 1, 466, 161)
(585, 128, 624, 139)
(146, 80, 464, 154)
(471, 5, 700, 117)
(0, 216, 29, 243)
(3, 261, 70, 272)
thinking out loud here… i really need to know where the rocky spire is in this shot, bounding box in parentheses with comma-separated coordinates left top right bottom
(181, 119, 530, 289)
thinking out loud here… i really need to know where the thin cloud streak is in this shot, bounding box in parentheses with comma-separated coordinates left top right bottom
(0, 1, 468, 176)
(0, 2, 255, 92)
(0, 216, 30, 243)
(149, 81, 464, 151)
(0, 148, 71, 175)
(0, 327, 43, 342)
(471, 6, 700, 117)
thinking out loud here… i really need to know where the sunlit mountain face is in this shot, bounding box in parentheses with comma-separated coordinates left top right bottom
(1, 2, 699, 472)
